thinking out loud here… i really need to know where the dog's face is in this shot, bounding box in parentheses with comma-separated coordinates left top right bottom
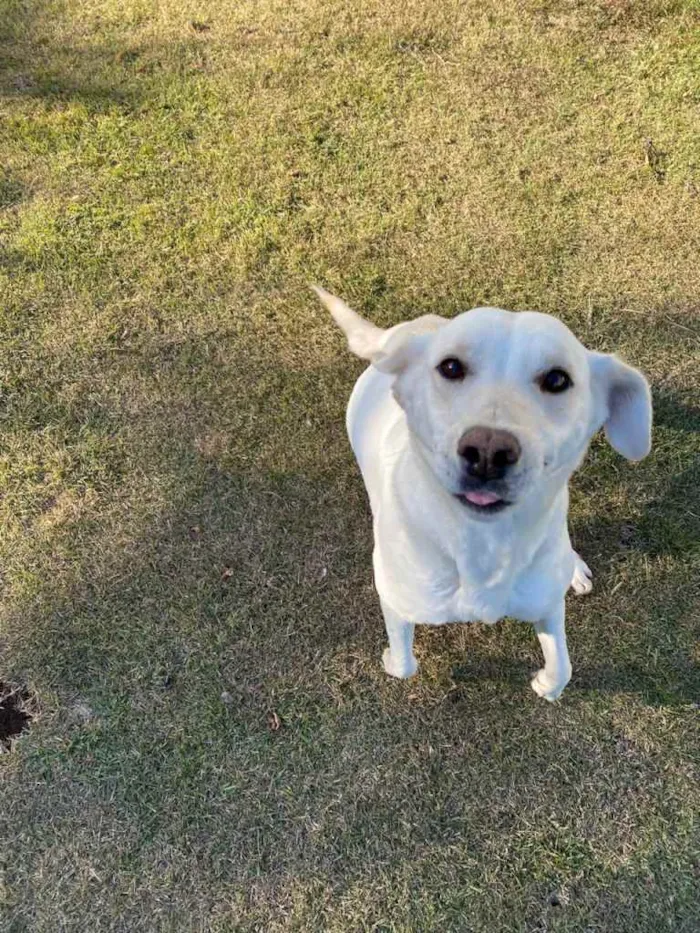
(315, 289, 652, 520)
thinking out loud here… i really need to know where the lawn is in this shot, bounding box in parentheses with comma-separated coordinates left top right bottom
(1, 0, 699, 929)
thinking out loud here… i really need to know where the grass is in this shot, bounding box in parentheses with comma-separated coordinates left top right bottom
(1, 0, 699, 929)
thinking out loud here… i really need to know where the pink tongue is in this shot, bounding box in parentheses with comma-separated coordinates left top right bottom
(464, 490, 502, 506)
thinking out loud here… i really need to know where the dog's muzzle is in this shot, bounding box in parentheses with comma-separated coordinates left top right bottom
(454, 426, 521, 514)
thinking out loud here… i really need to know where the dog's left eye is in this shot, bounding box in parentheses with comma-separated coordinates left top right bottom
(437, 358, 466, 381)
(540, 368, 573, 393)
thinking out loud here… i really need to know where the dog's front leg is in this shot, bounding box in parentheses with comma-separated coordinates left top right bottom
(380, 599, 418, 679)
(530, 603, 571, 701)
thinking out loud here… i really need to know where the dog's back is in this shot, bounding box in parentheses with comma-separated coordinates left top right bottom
(346, 364, 404, 517)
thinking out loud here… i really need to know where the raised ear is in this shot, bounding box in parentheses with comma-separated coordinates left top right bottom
(589, 352, 653, 461)
(312, 285, 446, 373)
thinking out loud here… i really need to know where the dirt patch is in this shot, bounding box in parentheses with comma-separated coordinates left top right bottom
(0, 682, 35, 749)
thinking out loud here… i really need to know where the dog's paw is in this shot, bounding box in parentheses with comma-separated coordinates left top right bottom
(570, 554, 593, 595)
(382, 648, 418, 679)
(530, 669, 570, 702)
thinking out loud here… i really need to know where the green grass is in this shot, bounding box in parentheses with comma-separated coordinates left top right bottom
(1, 0, 699, 929)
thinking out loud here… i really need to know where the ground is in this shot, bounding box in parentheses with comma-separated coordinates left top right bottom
(1, 1, 699, 930)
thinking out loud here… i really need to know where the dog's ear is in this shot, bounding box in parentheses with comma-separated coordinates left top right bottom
(313, 285, 445, 374)
(589, 352, 652, 461)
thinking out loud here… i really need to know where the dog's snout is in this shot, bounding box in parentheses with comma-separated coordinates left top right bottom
(458, 426, 521, 480)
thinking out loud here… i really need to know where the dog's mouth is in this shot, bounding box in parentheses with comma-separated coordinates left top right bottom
(454, 489, 512, 515)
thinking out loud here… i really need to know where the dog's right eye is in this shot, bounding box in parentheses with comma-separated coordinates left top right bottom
(540, 368, 573, 394)
(437, 358, 466, 381)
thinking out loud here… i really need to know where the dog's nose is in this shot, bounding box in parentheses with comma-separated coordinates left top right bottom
(458, 426, 521, 480)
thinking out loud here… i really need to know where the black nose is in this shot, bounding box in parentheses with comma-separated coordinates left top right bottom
(458, 426, 521, 480)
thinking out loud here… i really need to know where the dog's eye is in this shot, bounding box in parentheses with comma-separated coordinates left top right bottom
(540, 368, 572, 394)
(437, 358, 466, 381)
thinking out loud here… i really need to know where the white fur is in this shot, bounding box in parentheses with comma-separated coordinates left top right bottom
(315, 288, 652, 701)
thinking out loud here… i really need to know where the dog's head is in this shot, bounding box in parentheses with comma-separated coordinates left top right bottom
(316, 287, 652, 520)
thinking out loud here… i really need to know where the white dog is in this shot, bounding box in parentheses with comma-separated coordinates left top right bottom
(314, 287, 652, 700)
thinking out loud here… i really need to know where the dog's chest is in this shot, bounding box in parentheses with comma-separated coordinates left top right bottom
(450, 566, 560, 625)
(373, 515, 564, 625)
(451, 584, 508, 625)
(371, 478, 572, 623)
(450, 539, 557, 624)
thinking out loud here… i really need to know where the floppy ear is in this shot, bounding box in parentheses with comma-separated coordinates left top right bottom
(589, 352, 653, 461)
(312, 285, 445, 374)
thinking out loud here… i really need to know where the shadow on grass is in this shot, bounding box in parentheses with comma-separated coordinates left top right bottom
(0, 171, 26, 208)
(451, 650, 698, 709)
(571, 387, 700, 563)
(4, 338, 697, 715)
(654, 388, 700, 434)
(3, 337, 372, 705)
(0, 0, 213, 112)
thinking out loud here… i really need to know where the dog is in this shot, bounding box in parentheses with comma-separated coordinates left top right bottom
(314, 287, 652, 700)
